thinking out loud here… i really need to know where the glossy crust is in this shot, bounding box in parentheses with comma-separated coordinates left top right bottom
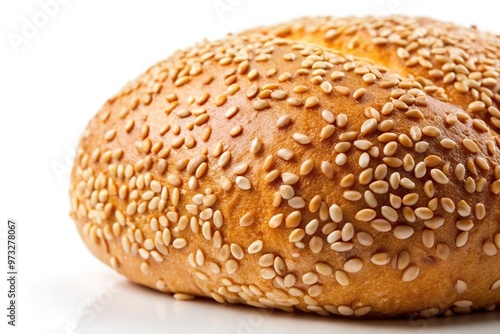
(70, 19, 500, 318)
(247, 16, 500, 125)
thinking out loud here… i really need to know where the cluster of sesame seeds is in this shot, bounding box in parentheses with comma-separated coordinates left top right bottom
(70, 26, 500, 318)
(256, 15, 500, 130)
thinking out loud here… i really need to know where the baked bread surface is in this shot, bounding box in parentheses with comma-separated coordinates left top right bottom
(69, 16, 500, 317)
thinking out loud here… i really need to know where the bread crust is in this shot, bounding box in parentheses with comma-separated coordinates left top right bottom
(70, 17, 500, 317)
(247, 16, 500, 123)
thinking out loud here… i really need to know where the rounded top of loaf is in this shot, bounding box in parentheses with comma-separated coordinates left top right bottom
(69, 22, 500, 316)
(247, 15, 500, 121)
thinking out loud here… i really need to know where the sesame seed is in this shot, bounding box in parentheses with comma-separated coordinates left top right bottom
(240, 212, 255, 227)
(381, 206, 398, 222)
(327, 230, 341, 244)
(330, 70, 345, 80)
(220, 246, 230, 263)
(172, 238, 187, 249)
(320, 125, 335, 139)
(282, 172, 299, 185)
(329, 204, 343, 223)
(355, 209, 376, 222)
(320, 81, 333, 93)
(422, 126, 441, 137)
(336, 114, 348, 127)
(334, 85, 350, 96)
(126, 201, 137, 215)
(474, 204, 486, 220)
(360, 118, 378, 135)
(102, 131, 118, 146)
(331, 242, 353, 252)
(248, 240, 263, 254)
(215, 94, 227, 106)
(369, 180, 389, 194)
(475, 157, 489, 171)
(334, 138, 352, 153)
(363, 73, 376, 84)
(464, 176, 476, 193)
(230, 243, 244, 260)
(462, 139, 479, 153)
(235, 176, 251, 190)
(309, 236, 323, 254)
(430, 169, 449, 184)
(343, 191, 361, 201)
(276, 115, 292, 128)
(305, 219, 319, 235)
(344, 258, 363, 273)
(246, 84, 258, 98)
(354, 306, 372, 317)
(468, 101, 485, 112)
(356, 231, 374, 246)
(292, 133, 311, 145)
(340, 223, 354, 242)
(173, 293, 195, 301)
(402, 265, 420, 282)
(229, 125, 242, 137)
(300, 159, 315, 175)
(269, 213, 284, 228)
(483, 242, 497, 256)
(454, 300, 473, 308)
(259, 254, 274, 267)
(392, 99, 408, 110)
(436, 243, 450, 260)
(253, 99, 270, 110)
(371, 219, 392, 232)
(353, 88, 367, 100)
(358, 169, 373, 186)
(321, 161, 334, 179)
(456, 219, 474, 232)
(249, 137, 263, 154)
(232, 162, 249, 175)
(371, 253, 390, 266)
(287, 97, 304, 106)
(491, 180, 500, 194)
(260, 267, 276, 280)
(288, 196, 306, 209)
(424, 216, 445, 229)
(271, 90, 288, 100)
(278, 72, 291, 82)
(264, 170, 280, 183)
(396, 47, 410, 59)
(305, 96, 320, 108)
(335, 270, 350, 286)
(354, 140, 372, 151)
(414, 206, 434, 220)
(277, 148, 294, 161)
(226, 259, 239, 274)
(397, 251, 410, 270)
(393, 225, 414, 240)
(302, 272, 319, 285)
(289, 228, 305, 242)
(457, 200, 471, 217)
(312, 263, 332, 278)
(456, 231, 469, 247)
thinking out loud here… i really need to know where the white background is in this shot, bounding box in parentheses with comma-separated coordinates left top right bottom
(1, 0, 499, 333)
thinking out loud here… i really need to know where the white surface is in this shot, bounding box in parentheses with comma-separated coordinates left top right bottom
(0, 0, 499, 333)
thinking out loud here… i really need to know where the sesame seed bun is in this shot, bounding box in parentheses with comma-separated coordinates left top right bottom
(69, 16, 500, 318)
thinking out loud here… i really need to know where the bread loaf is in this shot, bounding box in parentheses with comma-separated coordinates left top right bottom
(69, 16, 500, 317)
(248, 16, 500, 122)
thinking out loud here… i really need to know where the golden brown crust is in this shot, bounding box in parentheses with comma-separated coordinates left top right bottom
(247, 16, 500, 125)
(70, 18, 500, 318)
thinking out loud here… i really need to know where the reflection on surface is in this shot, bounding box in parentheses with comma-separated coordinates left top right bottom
(28, 270, 499, 334)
